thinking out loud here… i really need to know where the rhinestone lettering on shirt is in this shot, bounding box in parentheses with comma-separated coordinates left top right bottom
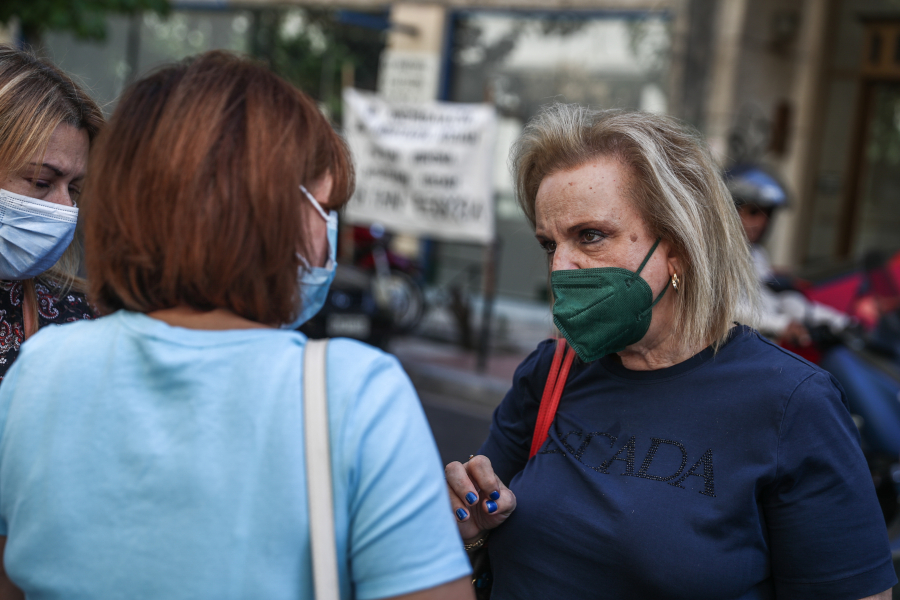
(539, 424, 716, 497)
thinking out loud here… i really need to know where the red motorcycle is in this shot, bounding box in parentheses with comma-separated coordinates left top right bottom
(351, 224, 426, 334)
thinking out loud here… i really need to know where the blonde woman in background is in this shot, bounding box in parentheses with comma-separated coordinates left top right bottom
(0, 45, 103, 378)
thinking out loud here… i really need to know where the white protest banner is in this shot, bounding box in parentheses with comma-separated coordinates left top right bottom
(342, 88, 497, 244)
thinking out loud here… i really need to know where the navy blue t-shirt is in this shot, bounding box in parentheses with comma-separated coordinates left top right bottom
(480, 326, 896, 600)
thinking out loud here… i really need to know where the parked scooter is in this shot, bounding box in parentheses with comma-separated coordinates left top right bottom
(784, 253, 900, 531)
(352, 224, 426, 333)
(299, 264, 395, 350)
(816, 324, 900, 527)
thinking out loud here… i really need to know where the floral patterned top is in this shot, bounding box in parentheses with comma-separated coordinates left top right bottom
(0, 279, 95, 381)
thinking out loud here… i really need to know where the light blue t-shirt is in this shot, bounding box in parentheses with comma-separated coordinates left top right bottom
(0, 311, 470, 600)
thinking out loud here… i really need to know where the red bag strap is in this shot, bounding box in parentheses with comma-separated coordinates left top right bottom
(529, 339, 575, 459)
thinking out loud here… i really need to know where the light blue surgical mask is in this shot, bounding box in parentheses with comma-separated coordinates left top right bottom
(0, 188, 78, 280)
(282, 185, 338, 330)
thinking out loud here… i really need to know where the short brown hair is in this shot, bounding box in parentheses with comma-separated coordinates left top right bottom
(512, 104, 757, 351)
(83, 51, 354, 324)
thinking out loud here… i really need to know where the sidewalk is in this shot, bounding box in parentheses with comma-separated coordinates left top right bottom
(390, 336, 523, 410)
(389, 295, 556, 412)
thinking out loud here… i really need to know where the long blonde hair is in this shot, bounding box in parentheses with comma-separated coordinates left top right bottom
(0, 45, 104, 332)
(512, 104, 758, 352)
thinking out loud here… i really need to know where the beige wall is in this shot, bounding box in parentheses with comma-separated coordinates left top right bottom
(704, 0, 749, 164)
(767, 0, 833, 269)
(387, 3, 445, 53)
(729, 0, 805, 145)
(0, 21, 16, 46)
(700, 0, 839, 270)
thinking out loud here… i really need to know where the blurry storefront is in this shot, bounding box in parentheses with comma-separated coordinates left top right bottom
(16, 0, 676, 306)
(806, 2, 900, 272)
(694, 0, 900, 279)
(10, 0, 900, 301)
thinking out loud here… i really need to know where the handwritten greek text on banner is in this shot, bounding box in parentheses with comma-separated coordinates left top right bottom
(342, 88, 497, 243)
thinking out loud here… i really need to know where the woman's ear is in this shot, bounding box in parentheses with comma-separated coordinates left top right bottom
(666, 250, 682, 278)
(306, 172, 334, 208)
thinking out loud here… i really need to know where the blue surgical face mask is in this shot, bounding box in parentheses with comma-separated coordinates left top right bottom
(0, 188, 78, 280)
(282, 185, 338, 330)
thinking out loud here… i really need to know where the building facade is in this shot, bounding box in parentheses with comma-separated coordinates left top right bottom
(10, 0, 900, 300)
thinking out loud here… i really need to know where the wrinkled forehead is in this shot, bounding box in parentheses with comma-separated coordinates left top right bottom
(535, 159, 642, 228)
(33, 123, 90, 178)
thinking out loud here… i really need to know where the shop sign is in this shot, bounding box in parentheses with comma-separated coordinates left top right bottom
(377, 50, 441, 103)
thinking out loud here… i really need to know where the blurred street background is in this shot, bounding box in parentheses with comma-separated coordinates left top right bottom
(4, 0, 900, 578)
(2, 0, 896, 470)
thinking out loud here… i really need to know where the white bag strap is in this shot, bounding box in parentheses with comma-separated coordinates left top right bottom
(304, 339, 340, 600)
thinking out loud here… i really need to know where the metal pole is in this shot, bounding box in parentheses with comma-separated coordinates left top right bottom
(476, 238, 498, 373)
(123, 14, 142, 89)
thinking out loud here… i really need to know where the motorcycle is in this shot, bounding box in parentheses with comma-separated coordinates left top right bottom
(815, 325, 900, 528)
(779, 253, 900, 536)
(352, 224, 426, 334)
(299, 264, 395, 350)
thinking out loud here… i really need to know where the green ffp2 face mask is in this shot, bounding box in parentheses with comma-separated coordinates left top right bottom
(551, 238, 669, 363)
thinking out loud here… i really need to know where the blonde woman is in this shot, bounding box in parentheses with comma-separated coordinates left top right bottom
(0, 45, 103, 378)
(445, 106, 896, 599)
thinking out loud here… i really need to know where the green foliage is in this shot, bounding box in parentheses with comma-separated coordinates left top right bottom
(250, 8, 385, 122)
(0, 0, 169, 42)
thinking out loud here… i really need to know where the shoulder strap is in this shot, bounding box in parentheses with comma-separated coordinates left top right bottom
(303, 339, 340, 600)
(529, 339, 575, 459)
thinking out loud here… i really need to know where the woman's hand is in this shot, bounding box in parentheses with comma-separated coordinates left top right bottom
(445, 455, 516, 542)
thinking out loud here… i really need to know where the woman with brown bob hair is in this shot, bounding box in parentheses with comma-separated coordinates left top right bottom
(0, 45, 103, 378)
(0, 51, 472, 600)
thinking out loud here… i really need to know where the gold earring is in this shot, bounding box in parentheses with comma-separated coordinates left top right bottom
(671, 273, 680, 292)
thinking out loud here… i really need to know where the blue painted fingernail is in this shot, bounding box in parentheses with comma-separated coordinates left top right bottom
(465, 492, 478, 505)
(486, 501, 498, 514)
(489, 490, 500, 501)
(456, 508, 468, 521)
